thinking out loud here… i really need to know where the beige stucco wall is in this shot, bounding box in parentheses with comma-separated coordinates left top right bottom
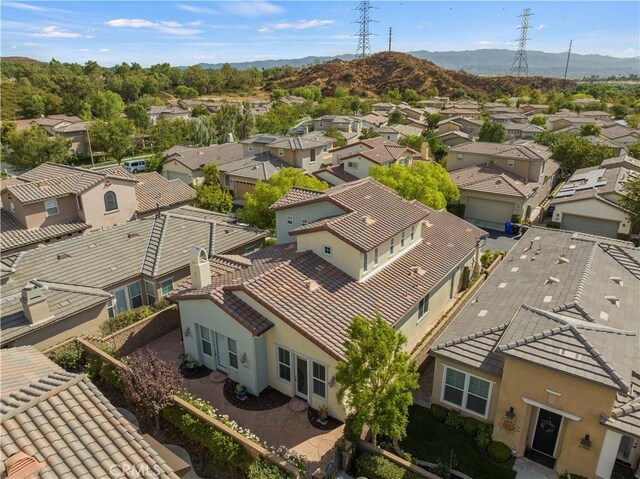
(3, 193, 79, 229)
(447, 150, 542, 182)
(460, 190, 522, 217)
(79, 179, 137, 229)
(552, 198, 631, 235)
(340, 155, 380, 179)
(296, 230, 362, 279)
(275, 201, 345, 244)
(438, 123, 461, 134)
(494, 357, 617, 478)
(163, 160, 198, 184)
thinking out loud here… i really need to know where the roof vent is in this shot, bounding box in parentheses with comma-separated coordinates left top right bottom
(303, 279, 320, 292)
(609, 276, 623, 286)
(545, 276, 560, 284)
(605, 295, 620, 306)
(361, 215, 376, 225)
(4, 451, 47, 479)
(128, 232, 140, 239)
(410, 266, 426, 276)
(57, 253, 70, 260)
(557, 255, 569, 264)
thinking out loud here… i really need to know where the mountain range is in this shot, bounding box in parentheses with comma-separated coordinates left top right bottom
(193, 49, 640, 79)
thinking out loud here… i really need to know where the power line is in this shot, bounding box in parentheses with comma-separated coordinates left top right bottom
(564, 40, 573, 81)
(353, 0, 378, 58)
(388, 27, 393, 52)
(510, 8, 533, 76)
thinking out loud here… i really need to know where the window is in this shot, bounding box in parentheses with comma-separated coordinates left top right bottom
(457, 154, 464, 161)
(224, 175, 230, 187)
(278, 347, 291, 382)
(410, 225, 415, 242)
(159, 278, 173, 296)
(287, 215, 293, 225)
(301, 218, 308, 225)
(363, 252, 368, 273)
(310, 149, 316, 164)
(199, 324, 213, 356)
(312, 361, 327, 398)
(244, 244, 257, 255)
(104, 191, 118, 212)
(401, 231, 406, 249)
(374, 248, 379, 266)
(323, 245, 332, 256)
(278, 148, 284, 157)
(127, 281, 143, 309)
(390, 238, 395, 256)
(44, 198, 59, 216)
(507, 159, 515, 167)
(145, 280, 156, 305)
(248, 145, 253, 151)
(228, 338, 239, 369)
(418, 293, 430, 320)
(442, 366, 492, 417)
(347, 161, 358, 168)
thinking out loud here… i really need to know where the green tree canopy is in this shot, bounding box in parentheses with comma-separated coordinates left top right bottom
(402, 88, 420, 103)
(387, 109, 405, 126)
(89, 118, 135, 163)
(151, 118, 193, 152)
(237, 168, 328, 229)
(359, 127, 380, 140)
(175, 85, 199, 99)
(580, 123, 602, 136)
(530, 115, 547, 128)
(628, 141, 640, 159)
(619, 175, 640, 232)
(324, 128, 346, 148)
(369, 162, 460, 210)
(550, 133, 618, 179)
(478, 120, 506, 143)
(335, 313, 419, 446)
(124, 103, 151, 130)
(425, 113, 442, 131)
(196, 163, 233, 213)
(422, 130, 447, 163)
(90, 90, 125, 120)
(255, 104, 304, 135)
(398, 135, 423, 152)
(5, 125, 70, 170)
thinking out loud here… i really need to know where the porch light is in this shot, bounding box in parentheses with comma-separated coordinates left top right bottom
(184, 327, 191, 337)
(241, 353, 247, 364)
(505, 407, 515, 419)
(580, 434, 591, 450)
(329, 376, 336, 388)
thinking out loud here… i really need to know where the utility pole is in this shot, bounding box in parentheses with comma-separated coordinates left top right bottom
(353, 1, 378, 58)
(388, 27, 393, 52)
(564, 40, 573, 81)
(510, 8, 533, 76)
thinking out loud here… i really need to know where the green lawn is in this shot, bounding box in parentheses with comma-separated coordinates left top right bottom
(401, 405, 516, 479)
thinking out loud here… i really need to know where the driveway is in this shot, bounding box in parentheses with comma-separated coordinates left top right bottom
(483, 229, 519, 252)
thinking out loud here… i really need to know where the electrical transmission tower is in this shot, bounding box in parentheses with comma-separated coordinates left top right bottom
(388, 27, 393, 52)
(353, 1, 377, 58)
(510, 8, 533, 76)
(564, 40, 573, 80)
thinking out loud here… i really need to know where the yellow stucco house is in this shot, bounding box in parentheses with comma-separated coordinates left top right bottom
(430, 227, 639, 478)
(171, 178, 486, 420)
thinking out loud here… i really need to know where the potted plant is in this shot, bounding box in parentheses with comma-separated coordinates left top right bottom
(235, 384, 248, 400)
(317, 405, 329, 425)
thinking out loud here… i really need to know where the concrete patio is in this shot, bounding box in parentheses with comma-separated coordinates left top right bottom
(135, 328, 344, 473)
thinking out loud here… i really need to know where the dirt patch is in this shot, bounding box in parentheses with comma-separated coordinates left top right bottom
(223, 379, 290, 411)
(180, 365, 212, 380)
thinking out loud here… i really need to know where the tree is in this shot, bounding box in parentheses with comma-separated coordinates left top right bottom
(270, 88, 289, 102)
(151, 118, 193, 152)
(89, 118, 136, 163)
(625, 114, 640, 129)
(124, 104, 151, 130)
(175, 85, 199, 99)
(369, 162, 460, 209)
(530, 115, 547, 128)
(478, 120, 506, 143)
(619, 175, 640, 232)
(335, 313, 419, 446)
(238, 168, 328, 229)
(580, 123, 601, 136)
(359, 128, 380, 140)
(18, 94, 45, 118)
(5, 125, 70, 170)
(192, 116, 217, 146)
(212, 102, 254, 142)
(196, 163, 233, 213)
(90, 90, 125, 119)
(387, 109, 405, 126)
(122, 349, 183, 430)
(423, 130, 447, 163)
(255, 104, 302, 135)
(324, 128, 346, 148)
(402, 88, 420, 103)
(191, 104, 209, 117)
(292, 85, 322, 101)
(398, 135, 423, 152)
(628, 141, 640, 159)
(425, 113, 442, 131)
(550, 133, 618, 179)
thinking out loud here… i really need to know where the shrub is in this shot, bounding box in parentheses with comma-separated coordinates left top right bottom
(486, 441, 512, 463)
(247, 457, 288, 479)
(99, 300, 170, 336)
(511, 214, 522, 224)
(617, 233, 631, 241)
(546, 221, 561, 229)
(48, 340, 86, 371)
(463, 416, 481, 436)
(444, 410, 465, 430)
(446, 203, 466, 218)
(431, 462, 452, 479)
(559, 473, 589, 479)
(99, 362, 123, 390)
(430, 404, 448, 422)
(476, 422, 493, 450)
(355, 453, 422, 479)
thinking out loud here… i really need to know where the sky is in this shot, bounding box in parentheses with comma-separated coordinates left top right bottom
(1, 1, 639, 66)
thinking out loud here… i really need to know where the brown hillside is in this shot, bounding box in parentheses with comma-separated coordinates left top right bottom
(274, 52, 574, 98)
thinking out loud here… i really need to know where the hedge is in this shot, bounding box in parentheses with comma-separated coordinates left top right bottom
(486, 441, 512, 463)
(476, 422, 493, 450)
(247, 458, 288, 479)
(99, 299, 170, 336)
(444, 410, 465, 430)
(430, 404, 448, 422)
(546, 221, 561, 229)
(48, 340, 86, 371)
(463, 416, 481, 436)
(355, 453, 422, 479)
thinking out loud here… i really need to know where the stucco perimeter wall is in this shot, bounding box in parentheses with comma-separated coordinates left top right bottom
(494, 357, 617, 478)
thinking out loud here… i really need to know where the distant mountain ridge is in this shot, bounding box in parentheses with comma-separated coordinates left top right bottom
(193, 49, 640, 79)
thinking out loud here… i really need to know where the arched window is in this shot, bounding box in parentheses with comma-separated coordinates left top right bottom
(104, 191, 118, 212)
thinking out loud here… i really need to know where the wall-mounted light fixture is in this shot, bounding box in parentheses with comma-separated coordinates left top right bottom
(184, 327, 191, 337)
(580, 434, 591, 450)
(505, 407, 515, 419)
(241, 353, 247, 364)
(328, 376, 336, 388)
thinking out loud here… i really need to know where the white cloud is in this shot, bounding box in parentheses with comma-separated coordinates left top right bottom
(106, 18, 203, 36)
(30, 26, 82, 38)
(78, 48, 90, 52)
(188, 20, 204, 26)
(476, 41, 500, 46)
(536, 24, 546, 31)
(100, 48, 110, 52)
(222, 1, 283, 17)
(178, 4, 216, 14)
(258, 27, 272, 33)
(270, 19, 334, 31)
(3, 2, 46, 11)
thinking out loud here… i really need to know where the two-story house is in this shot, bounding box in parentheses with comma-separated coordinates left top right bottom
(446, 142, 560, 226)
(19, 115, 91, 156)
(147, 106, 191, 126)
(171, 178, 486, 420)
(430, 227, 639, 479)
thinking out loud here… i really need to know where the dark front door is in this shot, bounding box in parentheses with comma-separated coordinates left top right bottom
(532, 409, 562, 457)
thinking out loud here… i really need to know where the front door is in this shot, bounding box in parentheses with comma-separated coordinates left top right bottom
(215, 332, 229, 372)
(197, 324, 216, 370)
(295, 356, 309, 399)
(532, 408, 563, 457)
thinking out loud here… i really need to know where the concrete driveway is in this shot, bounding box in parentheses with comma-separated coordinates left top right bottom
(482, 229, 519, 252)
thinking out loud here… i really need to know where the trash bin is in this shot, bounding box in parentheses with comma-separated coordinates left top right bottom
(512, 223, 521, 236)
(504, 222, 513, 234)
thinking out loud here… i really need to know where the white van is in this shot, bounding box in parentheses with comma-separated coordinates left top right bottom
(123, 159, 146, 173)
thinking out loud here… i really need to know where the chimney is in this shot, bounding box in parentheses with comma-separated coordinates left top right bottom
(190, 247, 211, 289)
(21, 283, 53, 324)
(420, 141, 430, 160)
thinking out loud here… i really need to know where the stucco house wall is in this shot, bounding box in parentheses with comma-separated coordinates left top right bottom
(79, 179, 137, 229)
(340, 155, 380, 179)
(3, 193, 79, 229)
(275, 202, 345, 244)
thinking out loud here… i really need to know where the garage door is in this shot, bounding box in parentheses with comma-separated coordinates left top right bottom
(166, 171, 191, 184)
(561, 214, 620, 238)
(465, 197, 515, 224)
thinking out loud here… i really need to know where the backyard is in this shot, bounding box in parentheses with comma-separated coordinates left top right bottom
(401, 405, 516, 479)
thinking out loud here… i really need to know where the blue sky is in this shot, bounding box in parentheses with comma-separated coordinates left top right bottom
(2, 1, 639, 66)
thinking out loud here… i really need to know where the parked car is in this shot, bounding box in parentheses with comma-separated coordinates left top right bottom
(123, 159, 146, 173)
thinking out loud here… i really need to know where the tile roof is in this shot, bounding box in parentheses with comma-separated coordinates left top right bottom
(219, 152, 295, 180)
(313, 164, 359, 185)
(0, 210, 90, 252)
(550, 166, 633, 206)
(174, 207, 485, 359)
(449, 141, 552, 161)
(449, 162, 538, 198)
(432, 227, 639, 393)
(134, 172, 196, 215)
(336, 137, 417, 165)
(162, 143, 245, 171)
(0, 346, 179, 479)
(599, 125, 639, 140)
(601, 154, 640, 173)
(274, 178, 434, 251)
(604, 372, 640, 437)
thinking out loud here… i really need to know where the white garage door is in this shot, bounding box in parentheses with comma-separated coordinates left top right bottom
(561, 214, 620, 238)
(166, 170, 191, 184)
(465, 197, 515, 224)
